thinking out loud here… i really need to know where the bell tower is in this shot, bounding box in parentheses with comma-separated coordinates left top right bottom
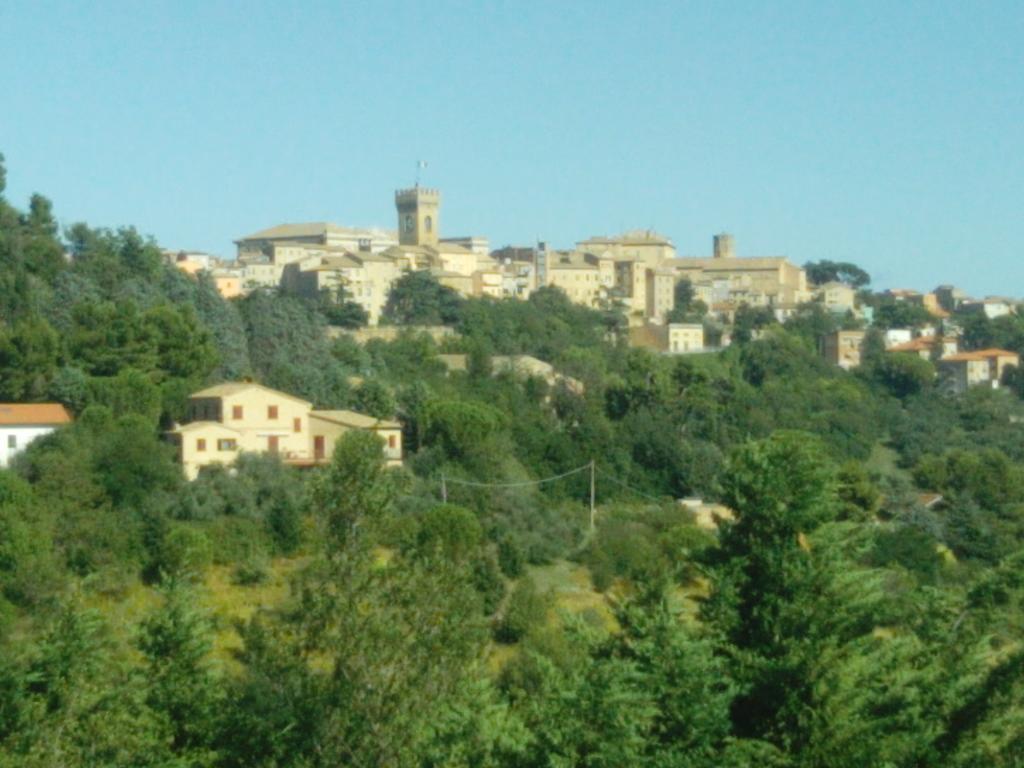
(395, 186, 441, 247)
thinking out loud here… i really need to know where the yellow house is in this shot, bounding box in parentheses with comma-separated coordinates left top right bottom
(169, 382, 402, 479)
(308, 410, 403, 467)
(172, 422, 245, 480)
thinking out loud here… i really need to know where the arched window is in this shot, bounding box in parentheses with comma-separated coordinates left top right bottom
(424, 215, 433, 233)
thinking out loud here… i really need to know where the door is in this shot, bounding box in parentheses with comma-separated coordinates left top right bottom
(314, 435, 325, 460)
(268, 435, 279, 454)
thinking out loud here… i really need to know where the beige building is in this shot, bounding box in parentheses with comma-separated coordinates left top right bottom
(939, 349, 1020, 394)
(281, 251, 400, 325)
(663, 234, 809, 311)
(308, 410, 402, 466)
(627, 322, 706, 354)
(164, 250, 217, 275)
(822, 330, 867, 370)
(235, 222, 398, 261)
(646, 268, 676, 322)
(576, 230, 676, 268)
(545, 252, 608, 307)
(667, 323, 705, 353)
(169, 382, 401, 480)
(887, 336, 959, 360)
(210, 269, 242, 299)
(815, 281, 857, 314)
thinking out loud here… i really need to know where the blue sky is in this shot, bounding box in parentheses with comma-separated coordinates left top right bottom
(1, 1, 1022, 295)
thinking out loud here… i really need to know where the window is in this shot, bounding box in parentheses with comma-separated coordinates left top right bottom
(424, 215, 433, 233)
(232, 405, 243, 420)
(197, 438, 206, 452)
(268, 405, 278, 419)
(388, 435, 397, 449)
(293, 417, 301, 433)
(7, 435, 16, 449)
(217, 438, 237, 451)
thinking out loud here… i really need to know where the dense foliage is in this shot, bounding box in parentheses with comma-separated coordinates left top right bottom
(4, 155, 1024, 766)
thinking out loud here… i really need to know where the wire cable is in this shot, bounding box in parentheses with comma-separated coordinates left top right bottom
(442, 462, 592, 489)
(594, 465, 668, 503)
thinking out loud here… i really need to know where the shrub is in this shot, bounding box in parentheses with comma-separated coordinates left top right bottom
(494, 576, 549, 643)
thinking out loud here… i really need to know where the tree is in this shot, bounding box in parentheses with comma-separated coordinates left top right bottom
(317, 285, 368, 328)
(310, 429, 395, 550)
(352, 379, 396, 419)
(223, 429, 494, 767)
(0, 316, 59, 401)
(494, 576, 549, 643)
(804, 260, 871, 288)
(666, 278, 708, 323)
(871, 298, 933, 330)
(381, 270, 464, 326)
(870, 352, 935, 398)
(705, 431, 837, 745)
(732, 304, 776, 344)
(137, 580, 222, 763)
(423, 399, 505, 459)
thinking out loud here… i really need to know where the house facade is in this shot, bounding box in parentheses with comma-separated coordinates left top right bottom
(938, 349, 1020, 394)
(169, 382, 402, 479)
(822, 330, 867, 370)
(0, 404, 72, 468)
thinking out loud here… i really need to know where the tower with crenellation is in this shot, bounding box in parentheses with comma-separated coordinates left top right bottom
(395, 186, 441, 247)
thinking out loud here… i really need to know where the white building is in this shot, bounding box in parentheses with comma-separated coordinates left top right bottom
(0, 404, 72, 467)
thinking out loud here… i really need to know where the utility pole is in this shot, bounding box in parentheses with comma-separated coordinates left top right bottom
(441, 472, 447, 503)
(589, 460, 596, 533)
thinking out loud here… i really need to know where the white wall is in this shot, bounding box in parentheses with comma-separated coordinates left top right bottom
(0, 425, 58, 467)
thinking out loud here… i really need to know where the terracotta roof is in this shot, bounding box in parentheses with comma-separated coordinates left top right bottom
(309, 409, 400, 429)
(888, 337, 950, 352)
(941, 348, 1019, 362)
(0, 403, 72, 426)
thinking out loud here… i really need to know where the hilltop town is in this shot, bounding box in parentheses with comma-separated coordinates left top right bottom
(166, 183, 1021, 397)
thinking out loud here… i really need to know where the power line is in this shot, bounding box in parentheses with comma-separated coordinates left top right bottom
(442, 462, 592, 490)
(594, 465, 668, 503)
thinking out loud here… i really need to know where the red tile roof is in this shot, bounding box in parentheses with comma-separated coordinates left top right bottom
(941, 348, 1019, 362)
(0, 403, 72, 426)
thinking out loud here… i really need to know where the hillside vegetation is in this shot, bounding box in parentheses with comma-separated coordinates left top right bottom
(3, 155, 1024, 766)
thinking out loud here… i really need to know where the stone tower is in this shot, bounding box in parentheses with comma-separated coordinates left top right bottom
(713, 233, 735, 260)
(395, 186, 441, 247)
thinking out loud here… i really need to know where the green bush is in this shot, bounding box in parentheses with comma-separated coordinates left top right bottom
(154, 525, 212, 582)
(494, 576, 549, 643)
